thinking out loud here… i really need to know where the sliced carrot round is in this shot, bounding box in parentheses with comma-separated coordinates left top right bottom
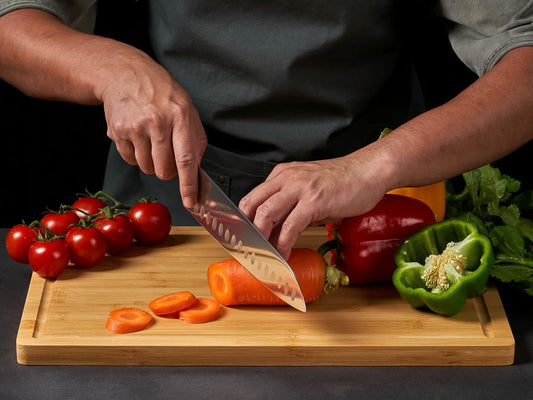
(157, 310, 181, 319)
(149, 291, 198, 316)
(179, 298, 221, 324)
(105, 307, 153, 334)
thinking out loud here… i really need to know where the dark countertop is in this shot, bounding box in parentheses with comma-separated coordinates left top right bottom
(1, 228, 532, 400)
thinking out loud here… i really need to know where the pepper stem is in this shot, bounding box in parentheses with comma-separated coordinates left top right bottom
(324, 264, 350, 293)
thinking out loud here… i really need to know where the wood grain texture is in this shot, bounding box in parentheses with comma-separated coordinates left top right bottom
(16, 227, 515, 366)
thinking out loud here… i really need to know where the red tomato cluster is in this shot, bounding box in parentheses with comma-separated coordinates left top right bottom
(5, 192, 172, 279)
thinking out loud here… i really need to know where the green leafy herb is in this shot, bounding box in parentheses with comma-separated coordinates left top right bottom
(446, 164, 533, 296)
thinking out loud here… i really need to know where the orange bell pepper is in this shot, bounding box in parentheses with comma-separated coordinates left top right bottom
(387, 181, 446, 222)
(380, 128, 446, 221)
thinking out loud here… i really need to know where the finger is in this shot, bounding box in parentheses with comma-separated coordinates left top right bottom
(172, 109, 204, 208)
(107, 107, 157, 174)
(251, 189, 297, 241)
(192, 112, 208, 160)
(132, 136, 155, 175)
(268, 223, 283, 253)
(113, 136, 137, 166)
(271, 202, 313, 260)
(264, 162, 293, 182)
(151, 136, 177, 180)
(239, 163, 299, 220)
(239, 180, 282, 221)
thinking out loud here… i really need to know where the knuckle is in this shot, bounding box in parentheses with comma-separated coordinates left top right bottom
(141, 107, 165, 134)
(255, 203, 274, 222)
(270, 163, 287, 178)
(113, 107, 167, 137)
(175, 151, 195, 169)
(171, 100, 192, 122)
(273, 161, 297, 174)
(109, 118, 140, 138)
(107, 119, 128, 139)
(280, 216, 300, 237)
(198, 134, 208, 151)
(282, 206, 312, 238)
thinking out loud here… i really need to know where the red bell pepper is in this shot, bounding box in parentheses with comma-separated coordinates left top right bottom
(320, 194, 436, 285)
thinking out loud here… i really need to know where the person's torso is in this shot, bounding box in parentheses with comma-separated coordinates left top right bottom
(148, 0, 421, 162)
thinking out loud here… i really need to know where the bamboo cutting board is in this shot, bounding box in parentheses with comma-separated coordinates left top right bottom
(16, 227, 515, 366)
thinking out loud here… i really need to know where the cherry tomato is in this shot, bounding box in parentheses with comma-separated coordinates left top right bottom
(95, 214, 135, 254)
(28, 239, 70, 278)
(65, 227, 107, 267)
(71, 197, 107, 220)
(127, 202, 172, 245)
(40, 210, 80, 235)
(6, 224, 39, 264)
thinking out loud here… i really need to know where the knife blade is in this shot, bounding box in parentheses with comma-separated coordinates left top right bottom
(186, 168, 307, 312)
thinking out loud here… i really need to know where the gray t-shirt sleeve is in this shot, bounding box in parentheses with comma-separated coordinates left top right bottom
(438, 0, 533, 76)
(0, 0, 97, 33)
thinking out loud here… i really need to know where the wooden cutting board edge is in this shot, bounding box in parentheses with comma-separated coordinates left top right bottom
(15, 227, 515, 366)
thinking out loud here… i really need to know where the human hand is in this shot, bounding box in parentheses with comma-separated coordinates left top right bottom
(99, 51, 207, 208)
(238, 155, 388, 260)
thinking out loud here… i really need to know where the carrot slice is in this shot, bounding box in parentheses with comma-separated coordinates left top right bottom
(178, 298, 221, 324)
(207, 248, 327, 306)
(149, 291, 197, 316)
(105, 307, 153, 334)
(158, 311, 181, 319)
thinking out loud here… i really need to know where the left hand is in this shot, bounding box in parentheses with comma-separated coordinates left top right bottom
(239, 155, 387, 260)
(240, 45, 533, 260)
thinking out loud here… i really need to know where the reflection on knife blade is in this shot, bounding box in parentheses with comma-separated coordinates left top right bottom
(186, 168, 307, 312)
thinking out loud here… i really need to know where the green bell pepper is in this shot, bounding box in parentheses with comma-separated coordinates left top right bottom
(392, 219, 494, 316)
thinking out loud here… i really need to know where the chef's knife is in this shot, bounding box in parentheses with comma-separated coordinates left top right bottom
(186, 168, 307, 312)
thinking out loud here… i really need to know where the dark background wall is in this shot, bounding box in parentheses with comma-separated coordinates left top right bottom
(0, 2, 530, 227)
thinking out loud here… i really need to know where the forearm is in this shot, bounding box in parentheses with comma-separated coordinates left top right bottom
(364, 46, 533, 191)
(0, 8, 206, 192)
(0, 8, 153, 105)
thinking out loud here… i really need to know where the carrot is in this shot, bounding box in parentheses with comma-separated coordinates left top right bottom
(157, 311, 181, 319)
(149, 291, 197, 316)
(178, 298, 221, 323)
(207, 248, 349, 306)
(105, 307, 153, 334)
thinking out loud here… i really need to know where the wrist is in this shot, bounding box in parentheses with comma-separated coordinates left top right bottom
(89, 39, 149, 102)
(345, 136, 404, 195)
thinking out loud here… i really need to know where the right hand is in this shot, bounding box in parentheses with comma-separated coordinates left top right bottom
(98, 49, 207, 208)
